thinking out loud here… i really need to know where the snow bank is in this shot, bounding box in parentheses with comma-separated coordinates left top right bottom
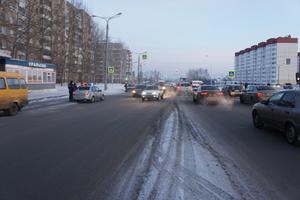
(28, 83, 125, 102)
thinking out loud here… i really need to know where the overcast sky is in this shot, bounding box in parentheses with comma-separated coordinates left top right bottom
(83, 0, 300, 78)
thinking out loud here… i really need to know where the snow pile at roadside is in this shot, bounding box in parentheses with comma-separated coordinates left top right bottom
(28, 85, 68, 102)
(29, 83, 125, 102)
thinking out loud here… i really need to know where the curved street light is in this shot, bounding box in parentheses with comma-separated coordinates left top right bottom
(92, 12, 122, 90)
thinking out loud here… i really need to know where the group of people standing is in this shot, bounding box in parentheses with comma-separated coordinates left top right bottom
(68, 81, 78, 102)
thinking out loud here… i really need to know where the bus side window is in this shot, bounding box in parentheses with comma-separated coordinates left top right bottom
(7, 78, 20, 89)
(20, 78, 27, 89)
(0, 78, 6, 89)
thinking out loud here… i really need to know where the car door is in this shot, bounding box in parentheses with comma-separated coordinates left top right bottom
(264, 92, 285, 125)
(276, 91, 297, 130)
(93, 86, 100, 100)
(0, 77, 8, 108)
(96, 87, 102, 99)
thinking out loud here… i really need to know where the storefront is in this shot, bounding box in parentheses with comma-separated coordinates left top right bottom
(0, 57, 56, 90)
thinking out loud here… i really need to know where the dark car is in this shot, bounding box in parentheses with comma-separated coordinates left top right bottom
(252, 90, 300, 144)
(126, 84, 135, 92)
(223, 85, 242, 97)
(193, 85, 224, 104)
(240, 85, 276, 104)
(132, 84, 146, 97)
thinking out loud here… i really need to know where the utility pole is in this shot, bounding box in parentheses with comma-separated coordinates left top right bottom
(137, 54, 141, 83)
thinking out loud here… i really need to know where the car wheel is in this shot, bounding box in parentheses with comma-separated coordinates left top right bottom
(5, 103, 19, 116)
(157, 97, 160, 101)
(91, 96, 95, 103)
(240, 96, 244, 104)
(252, 111, 264, 128)
(250, 97, 254, 104)
(285, 123, 298, 145)
(193, 96, 199, 104)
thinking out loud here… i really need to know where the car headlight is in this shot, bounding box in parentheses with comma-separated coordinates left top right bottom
(152, 92, 157, 95)
(132, 90, 136, 94)
(142, 91, 146, 95)
(162, 86, 166, 90)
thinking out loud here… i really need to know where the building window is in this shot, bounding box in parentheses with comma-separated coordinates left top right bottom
(286, 58, 291, 65)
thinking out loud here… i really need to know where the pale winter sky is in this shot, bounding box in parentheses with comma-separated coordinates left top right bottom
(83, 0, 300, 79)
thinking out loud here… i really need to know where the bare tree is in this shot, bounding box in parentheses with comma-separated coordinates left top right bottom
(186, 68, 211, 82)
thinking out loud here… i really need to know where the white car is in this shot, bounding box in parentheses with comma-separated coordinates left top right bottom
(74, 85, 104, 102)
(141, 85, 164, 101)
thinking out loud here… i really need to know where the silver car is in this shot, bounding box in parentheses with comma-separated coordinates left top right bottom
(141, 85, 164, 101)
(74, 85, 104, 102)
(252, 90, 300, 144)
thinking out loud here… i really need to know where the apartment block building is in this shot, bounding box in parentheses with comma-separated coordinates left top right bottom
(234, 36, 298, 85)
(0, 0, 95, 83)
(0, 0, 53, 62)
(94, 42, 132, 83)
(298, 52, 300, 72)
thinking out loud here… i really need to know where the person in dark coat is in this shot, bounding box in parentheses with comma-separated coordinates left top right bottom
(68, 80, 74, 102)
(124, 83, 128, 92)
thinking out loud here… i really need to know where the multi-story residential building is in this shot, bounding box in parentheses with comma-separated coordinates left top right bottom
(234, 36, 298, 85)
(94, 42, 132, 83)
(298, 52, 300, 72)
(0, 0, 95, 83)
(0, 0, 53, 62)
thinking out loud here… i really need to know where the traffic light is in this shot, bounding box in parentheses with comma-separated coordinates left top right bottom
(296, 72, 300, 84)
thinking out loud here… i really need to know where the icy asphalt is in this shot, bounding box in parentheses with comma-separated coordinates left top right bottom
(1, 92, 300, 200)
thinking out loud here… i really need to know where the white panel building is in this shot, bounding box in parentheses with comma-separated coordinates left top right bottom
(234, 36, 298, 85)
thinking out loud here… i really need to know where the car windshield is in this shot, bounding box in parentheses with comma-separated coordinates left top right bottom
(180, 83, 190, 87)
(145, 86, 158, 90)
(201, 86, 219, 91)
(135, 85, 146, 89)
(78, 86, 90, 90)
(257, 86, 274, 91)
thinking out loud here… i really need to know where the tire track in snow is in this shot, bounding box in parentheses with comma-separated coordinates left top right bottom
(103, 104, 245, 200)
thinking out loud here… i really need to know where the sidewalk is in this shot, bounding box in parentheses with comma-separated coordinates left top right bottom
(28, 84, 125, 103)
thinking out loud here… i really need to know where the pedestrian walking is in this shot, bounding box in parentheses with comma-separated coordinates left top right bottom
(124, 83, 128, 92)
(68, 80, 74, 102)
(73, 82, 77, 91)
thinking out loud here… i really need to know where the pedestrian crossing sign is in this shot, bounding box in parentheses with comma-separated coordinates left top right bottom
(108, 66, 114, 74)
(228, 70, 235, 79)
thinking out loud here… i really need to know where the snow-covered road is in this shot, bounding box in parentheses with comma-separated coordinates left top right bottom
(103, 102, 263, 200)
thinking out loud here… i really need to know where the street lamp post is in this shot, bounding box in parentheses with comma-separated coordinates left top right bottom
(133, 51, 147, 84)
(92, 12, 122, 91)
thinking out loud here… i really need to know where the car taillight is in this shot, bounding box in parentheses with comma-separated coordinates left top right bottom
(217, 92, 224, 96)
(201, 92, 208, 96)
(257, 92, 263, 97)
